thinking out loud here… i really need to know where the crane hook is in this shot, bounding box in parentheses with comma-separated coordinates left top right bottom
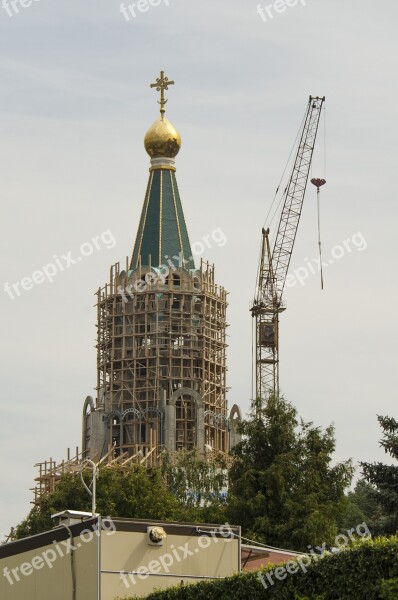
(311, 178, 326, 191)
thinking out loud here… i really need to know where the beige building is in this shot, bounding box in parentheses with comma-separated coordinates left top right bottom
(0, 514, 240, 599)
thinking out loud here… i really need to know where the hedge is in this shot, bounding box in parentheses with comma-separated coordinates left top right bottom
(124, 535, 398, 600)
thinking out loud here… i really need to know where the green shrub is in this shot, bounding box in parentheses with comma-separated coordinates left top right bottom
(379, 578, 398, 599)
(123, 535, 398, 600)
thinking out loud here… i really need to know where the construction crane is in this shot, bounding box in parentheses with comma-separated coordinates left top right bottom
(250, 96, 325, 412)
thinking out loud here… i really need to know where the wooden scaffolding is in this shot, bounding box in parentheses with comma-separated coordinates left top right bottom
(94, 256, 229, 459)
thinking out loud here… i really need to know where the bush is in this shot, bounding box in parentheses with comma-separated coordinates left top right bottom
(379, 578, 398, 599)
(125, 536, 398, 600)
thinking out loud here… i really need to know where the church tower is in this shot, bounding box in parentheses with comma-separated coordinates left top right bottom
(82, 72, 240, 463)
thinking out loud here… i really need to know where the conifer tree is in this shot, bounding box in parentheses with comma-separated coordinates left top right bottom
(227, 394, 354, 551)
(360, 415, 398, 534)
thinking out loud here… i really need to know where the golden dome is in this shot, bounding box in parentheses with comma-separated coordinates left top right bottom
(144, 116, 181, 159)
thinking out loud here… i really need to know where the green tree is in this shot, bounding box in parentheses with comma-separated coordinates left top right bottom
(360, 415, 398, 535)
(337, 478, 389, 535)
(227, 394, 353, 551)
(15, 466, 186, 539)
(160, 449, 228, 523)
(14, 456, 230, 539)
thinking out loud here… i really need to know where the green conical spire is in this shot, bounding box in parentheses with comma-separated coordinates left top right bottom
(130, 71, 194, 272)
(130, 167, 194, 271)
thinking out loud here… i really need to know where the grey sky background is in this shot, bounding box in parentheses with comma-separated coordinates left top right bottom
(1, 0, 397, 536)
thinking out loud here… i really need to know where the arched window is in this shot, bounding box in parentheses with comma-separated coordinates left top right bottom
(122, 409, 144, 448)
(175, 395, 196, 451)
(204, 410, 216, 450)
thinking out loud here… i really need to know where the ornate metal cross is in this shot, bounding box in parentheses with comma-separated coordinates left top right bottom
(150, 71, 175, 116)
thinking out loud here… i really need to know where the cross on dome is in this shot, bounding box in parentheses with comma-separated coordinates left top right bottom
(150, 71, 175, 117)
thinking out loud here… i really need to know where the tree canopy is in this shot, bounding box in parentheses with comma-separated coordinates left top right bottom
(227, 394, 354, 551)
(360, 415, 398, 535)
(15, 466, 182, 539)
(13, 395, 356, 552)
(14, 453, 228, 540)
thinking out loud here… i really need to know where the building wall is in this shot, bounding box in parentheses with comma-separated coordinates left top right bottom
(0, 518, 240, 600)
(0, 520, 98, 600)
(100, 519, 240, 599)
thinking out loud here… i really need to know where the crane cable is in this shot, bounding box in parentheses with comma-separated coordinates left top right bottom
(310, 179, 326, 289)
(319, 102, 327, 290)
(323, 101, 327, 180)
(251, 316, 254, 402)
(311, 102, 327, 290)
(266, 109, 307, 229)
(254, 109, 307, 302)
(317, 186, 324, 290)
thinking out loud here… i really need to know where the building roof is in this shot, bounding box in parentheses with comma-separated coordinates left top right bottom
(241, 543, 303, 570)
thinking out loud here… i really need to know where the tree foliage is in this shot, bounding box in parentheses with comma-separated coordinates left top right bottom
(15, 466, 186, 539)
(160, 449, 228, 523)
(360, 414, 398, 535)
(337, 478, 393, 536)
(227, 394, 354, 551)
(14, 397, 358, 550)
(14, 454, 229, 540)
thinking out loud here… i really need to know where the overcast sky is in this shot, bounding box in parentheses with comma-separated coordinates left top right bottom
(1, 0, 397, 537)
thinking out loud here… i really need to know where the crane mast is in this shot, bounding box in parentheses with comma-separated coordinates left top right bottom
(251, 96, 325, 410)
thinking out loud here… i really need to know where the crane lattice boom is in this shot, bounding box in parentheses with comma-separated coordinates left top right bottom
(251, 96, 325, 410)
